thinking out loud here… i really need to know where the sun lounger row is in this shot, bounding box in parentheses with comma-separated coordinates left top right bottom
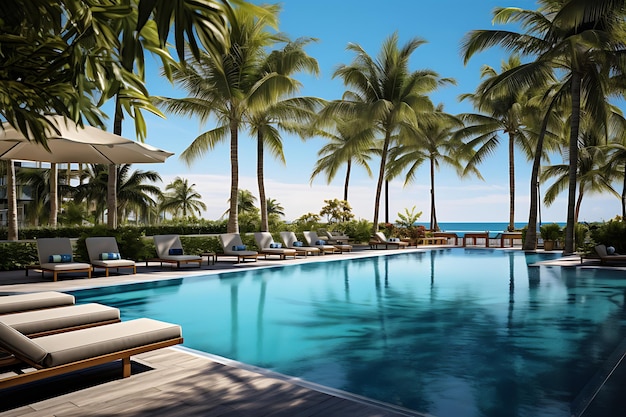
(217, 231, 352, 262)
(27, 232, 355, 280)
(0, 291, 183, 390)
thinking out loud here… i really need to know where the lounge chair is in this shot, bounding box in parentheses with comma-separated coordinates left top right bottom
(36, 238, 92, 282)
(86, 236, 136, 277)
(152, 235, 203, 268)
(302, 231, 342, 254)
(279, 231, 320, 257)
(0, 303, 120, 337)
(0, 292, 75, 315)
(595, 244, 626, 264)
(0, 318, 183, 389)
(318, 229, 350, 244)
(253, 232, 297, 260)
(219, 233, 258, 263)
(369, 232, 409, 249)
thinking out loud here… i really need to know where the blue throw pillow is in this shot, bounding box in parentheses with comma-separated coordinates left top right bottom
(49, 254, 72, 263)
(315, 240, 326, 245)
(99, 252, 121, 260)
(269, 243, 282, 248)
(293, 241, 303, 247)
(169, 248, 184, 256)
(232, 245, 246, 251)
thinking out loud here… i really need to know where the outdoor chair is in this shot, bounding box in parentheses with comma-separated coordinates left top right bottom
(36, 238, 92, 282)
(279, 231, 320, 257)
(302, 231, 342, 254)
(152, 235, 203, 268)
(0, 318, 183, 390)
(219, 233, 258, 263)
(86, 237, 136, 277)
(0, 292, 75, 315)
(253, 232, 297, 260)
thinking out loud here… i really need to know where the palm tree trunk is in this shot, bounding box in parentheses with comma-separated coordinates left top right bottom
(108, 96, 123, 229)
(524, 106, 551, 251)
(227, 119, 239, 233)
(7, 160, 18, 241)
(257, 132, 268, 232)
(575, 185, 583, 225)
(343, 160, 351, 202)
(508, 131, 515, 232)
(430, 156, 438, 231)
(372, 130, 391, 232)
(622, 164, 626, 220)
(49, 163, 58, 228)
(564, 72, 582, 255)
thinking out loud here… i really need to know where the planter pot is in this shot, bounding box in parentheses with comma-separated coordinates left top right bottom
(544, 240, 555, 251)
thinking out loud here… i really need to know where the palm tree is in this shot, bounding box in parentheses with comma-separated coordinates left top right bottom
(456, 56, 535, 232)
(248, 38, 323, 232)
(2, 1, 233, 236)
(155, 4, 281, 233)
(310, 118, 375, 203)
(330, 32, 450, 232)
(232, 189, 258, 215)
(461, 0, 626, 253)
(74, 164, 162, 224)
(387, 104, 475, 231)
(266, 198, 284, 217)
(541, 112, 623, 224)
(160, 177, 206, 219)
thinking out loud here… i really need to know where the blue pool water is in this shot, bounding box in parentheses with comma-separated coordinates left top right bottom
(72, 249, 626, 417)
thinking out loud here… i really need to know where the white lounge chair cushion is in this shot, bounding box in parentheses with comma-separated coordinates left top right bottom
(0, 318, 182, 368)
(160, 255, 202, 261)
(259, 248, 297, 256)
(91, 259, 136, 268)
(0, 292, 75, 315)
(39, 262, 92, 271)
(86, 237, 135, 267)
(0, 303, 120, 335)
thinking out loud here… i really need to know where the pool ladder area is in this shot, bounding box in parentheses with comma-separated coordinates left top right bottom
(570, 336, 626, 417)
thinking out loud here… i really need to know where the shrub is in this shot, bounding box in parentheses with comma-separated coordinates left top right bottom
(590, 220, 626, 253)
(342, 219, 373, 243)
(0, 242, 38, 271)
(540, 223, 562, 241)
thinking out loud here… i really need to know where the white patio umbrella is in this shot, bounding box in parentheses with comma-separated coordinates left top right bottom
(0, 116, 173, 164)
(0, 116, 174, 237)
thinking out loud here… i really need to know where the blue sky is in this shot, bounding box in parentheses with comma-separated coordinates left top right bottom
(117, 0, 621, 225)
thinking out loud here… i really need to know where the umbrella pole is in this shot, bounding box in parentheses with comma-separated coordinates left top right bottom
(7, 160, 18, 240)
(49, 163, 58, 228)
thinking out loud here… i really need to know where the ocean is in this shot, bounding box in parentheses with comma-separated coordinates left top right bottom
(414, 222, 567, 237)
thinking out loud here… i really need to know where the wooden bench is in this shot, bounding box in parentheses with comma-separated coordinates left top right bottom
(463, 232, 490, 247)
(500, 232, 523, 248)
(418, 237, 448, 245)
(433, 232, 459, 245)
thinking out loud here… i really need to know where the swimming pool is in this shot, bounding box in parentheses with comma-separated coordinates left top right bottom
(72, 249, 626, 417)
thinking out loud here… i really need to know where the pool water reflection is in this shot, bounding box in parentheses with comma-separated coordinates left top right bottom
(73, 249, 626, 417)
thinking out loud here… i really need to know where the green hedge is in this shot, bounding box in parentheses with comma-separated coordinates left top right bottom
(0, 242, 38, 270)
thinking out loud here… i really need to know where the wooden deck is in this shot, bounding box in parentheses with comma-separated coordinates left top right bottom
(0, 347, 423, 417)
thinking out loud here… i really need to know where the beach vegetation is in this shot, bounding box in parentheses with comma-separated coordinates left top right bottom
(461, 0, 626, 254)
(328, 32, 452, 234)
(320, 199, 354, 223)
(311, 115, 376, 205)
(541, 114, 621, 224)
(394, 206, 423, 229)
(589, 219, 626, 254)
(159, 177, 207, 220)
(154, 4, 290, 235)
(388, 103, 473, 231)
(248, 37, 323, 232)
(456, 55, 536, 232)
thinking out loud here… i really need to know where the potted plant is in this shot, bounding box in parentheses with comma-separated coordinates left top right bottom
(540, 223, 562, 251)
